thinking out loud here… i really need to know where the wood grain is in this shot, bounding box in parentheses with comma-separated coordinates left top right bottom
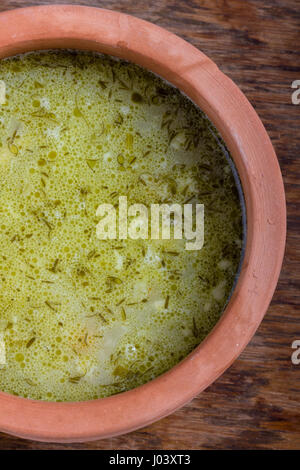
(0, 0, 299, 450)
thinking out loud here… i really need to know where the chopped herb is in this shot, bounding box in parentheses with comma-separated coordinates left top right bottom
(107, 276, 123, 285)
(68, 375, 84, 384)
(121, 306, 126, 321)
(31, 110, 58, 123)
(86, 159, 99, 172)
(24, 378, 37, 386)
(49, 258, 60, 273)
(98, 80, 107, 89)
(163, 250, 179, 256)
(117, 154, 125, 166)
(192, 317, 200, 338)
(87, 249, 99, 260)
(45, 300, 59, 312)
(126, 133, 133, 150)
(114, 113, 124, 126)
(184, 195, 196, 204)
(26, 337, 36, 348)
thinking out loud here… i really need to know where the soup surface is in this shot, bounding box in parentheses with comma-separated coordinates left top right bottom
(0, 51, 243, 401)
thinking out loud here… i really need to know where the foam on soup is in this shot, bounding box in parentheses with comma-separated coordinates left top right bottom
(0, 51, 243, 401)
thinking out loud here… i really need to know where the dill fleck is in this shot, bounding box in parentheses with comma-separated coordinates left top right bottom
(117, 154, 125, 166)
(104, 305, 114, 315)
(184, 195, 196, 204)
(163, 250, 179, 256)
(74, 90, 89, 127)
(98, 80, 107, 89)
(181, 185, 189, 196)
(68, 376, 83, 384)
(139, 175, 147, 186)
(34, 80, 44, 89)
(26, 337, 36, 348)
(98, 312, 107, 323)
(192, 317, 200, 338)
(24, 378, 37, 386)
(87, 249, 99, 260)
(45, 300, 58, 312)
(121, 306, 126, 321)
(31, 210, 53, 234)
(107, 276, 123, 285)
(168, 178, 177, 195)
(114, 113, 124, 126)
(79, 186, 90, 197)
(117, 77, 130, 90)
(161, 111, 173, 130)
(198, 164, 211, 172)
(76, 266, 90, 277)
(126, 133, 133, 150)
(7, 140, 18, 155)
(49, 258, 60, 273)
(164, 295, 169, 309)
(31, 110, 58, 123)
(168, 130, 179, 146)
(86, 159, 99, 172)
(11, 234, 20, 242)
(87, 310, 107, 323)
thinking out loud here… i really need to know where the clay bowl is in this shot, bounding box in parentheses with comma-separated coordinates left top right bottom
(0, 5, 286, 442)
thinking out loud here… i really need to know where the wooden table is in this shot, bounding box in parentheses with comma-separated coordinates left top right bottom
(0, 0, 299, 450)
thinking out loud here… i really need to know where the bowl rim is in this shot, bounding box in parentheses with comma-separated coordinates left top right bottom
(0, 4, 286, 443)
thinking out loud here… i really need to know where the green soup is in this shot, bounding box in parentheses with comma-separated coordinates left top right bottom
(0, 51, 243, 401)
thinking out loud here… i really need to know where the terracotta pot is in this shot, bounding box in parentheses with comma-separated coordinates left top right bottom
(0, 5, 286, 442)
